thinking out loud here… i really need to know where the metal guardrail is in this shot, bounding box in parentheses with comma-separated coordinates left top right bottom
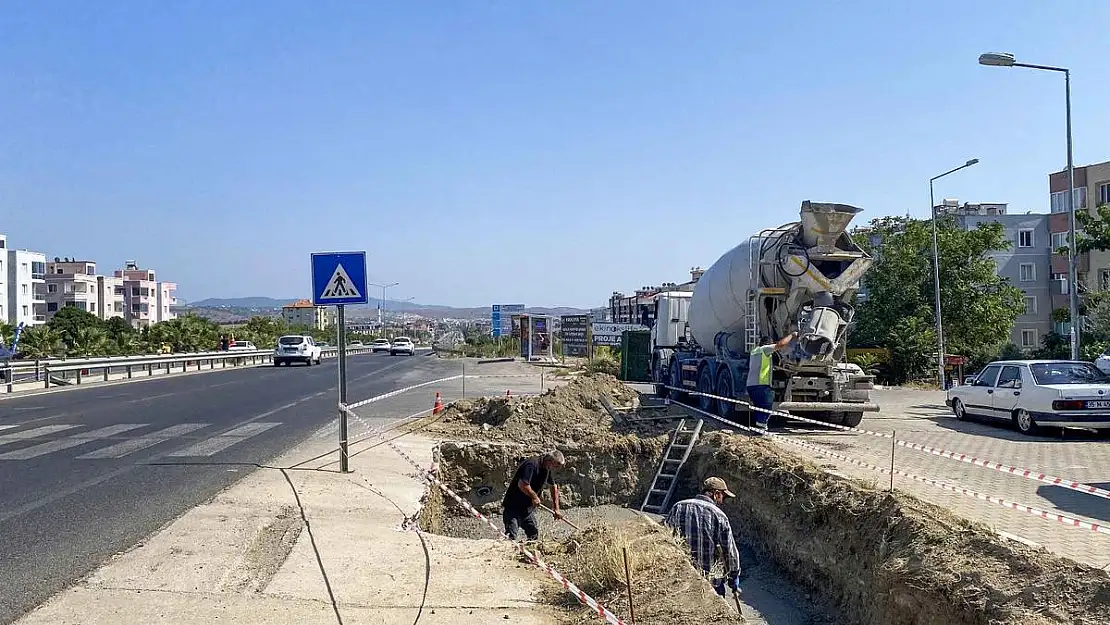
(1, 345, 377, 392)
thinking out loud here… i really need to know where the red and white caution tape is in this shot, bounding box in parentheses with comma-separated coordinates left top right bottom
(665, 385, 1110, 503)
(673, 398, 1110, 537)
(383, 438, 630, 625)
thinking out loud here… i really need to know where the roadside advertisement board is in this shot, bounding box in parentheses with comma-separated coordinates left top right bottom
(590, 322, 648, 346)
(560, 315, 590, 357)
(491, 304, 525, 338)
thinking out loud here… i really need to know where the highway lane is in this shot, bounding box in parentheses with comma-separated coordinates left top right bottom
(0, 352, 451, 625)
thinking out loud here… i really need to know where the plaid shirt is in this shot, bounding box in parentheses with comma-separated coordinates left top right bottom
(664, 495, 741, 575)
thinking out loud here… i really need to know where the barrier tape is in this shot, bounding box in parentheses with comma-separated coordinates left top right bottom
(344, 373, 545, 411)
(379, 434, 629, 625)
(664, 385, 1110, 504)
(672, 398, 1110, 537)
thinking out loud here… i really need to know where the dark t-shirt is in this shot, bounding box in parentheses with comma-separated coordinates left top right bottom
(503, 456, 552, 510)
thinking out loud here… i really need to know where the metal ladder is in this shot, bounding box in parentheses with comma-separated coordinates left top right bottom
(640, 418, 704, 514)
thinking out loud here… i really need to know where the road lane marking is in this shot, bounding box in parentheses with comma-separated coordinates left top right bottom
(0, 424, 146, 460)
(77, 423, 210, 459)
(167, 422, 281, 457)
(0, 425, 79, 447)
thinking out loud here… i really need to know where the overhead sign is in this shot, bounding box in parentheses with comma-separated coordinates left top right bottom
(491, 303, 525, 337)
(311, 252, 369, 306)
(561, 315, 590, 357)
(591, 322, 648, 346)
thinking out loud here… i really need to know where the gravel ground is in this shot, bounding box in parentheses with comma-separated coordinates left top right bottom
(438, 504, 830, 625)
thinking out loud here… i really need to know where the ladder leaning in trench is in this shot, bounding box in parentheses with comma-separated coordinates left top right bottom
(640, 418, 704, 514)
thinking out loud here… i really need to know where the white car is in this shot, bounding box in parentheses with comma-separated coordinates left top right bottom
(1095, 348, 1110, 375)
(390, 336, 415, 356)
(946, 359, 1110, 435)
(370, 339, 392, 353)
(274, 335, 323, 366)
(228, 340, 257, 351)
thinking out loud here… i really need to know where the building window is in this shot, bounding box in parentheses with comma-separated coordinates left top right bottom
(1100, 182, 1110, 207)
(1019, 263, 1036, 282)
(21, 305, 28, 316)
(21, 284, 28, 296)
(47, 284, 57, 293)
(47, 303, 57, 312)
(1021, 329, 1038, 348)
(1051, 187, 1088, 213)
(1051, 232, 1069, 252)
(1018, 229, 1034, 248)
(131, 287, 140, 296)
(1024, 296, 1037, 316)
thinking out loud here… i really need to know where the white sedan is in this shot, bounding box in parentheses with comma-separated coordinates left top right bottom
(390, 337, 415, 356)
(946, 359, 1110, 435)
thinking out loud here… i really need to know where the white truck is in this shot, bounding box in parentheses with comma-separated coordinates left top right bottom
(650, 201, 879, 426)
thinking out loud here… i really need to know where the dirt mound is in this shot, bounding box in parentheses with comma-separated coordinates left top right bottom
(427, 373, 671, 445)
(537, 516, 738, 625)
(691, 431, 1110, 625)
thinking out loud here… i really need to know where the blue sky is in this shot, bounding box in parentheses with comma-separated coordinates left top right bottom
(3, 1, 1109, 308)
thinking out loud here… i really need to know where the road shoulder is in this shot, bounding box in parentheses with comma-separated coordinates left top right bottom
(14, 430, 558, 625)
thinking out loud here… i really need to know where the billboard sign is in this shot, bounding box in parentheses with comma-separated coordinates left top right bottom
(560, 315, 590, 357)
(591, 322, 648, 346)
(491, 304, 525, 337)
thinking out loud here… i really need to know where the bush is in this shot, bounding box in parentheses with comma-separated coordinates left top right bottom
(586, 346, 620, 376)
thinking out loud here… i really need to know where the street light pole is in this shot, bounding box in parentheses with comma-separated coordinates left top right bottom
(979, 52, 1079, 360)
(930, 159, 980, 389)
(369, 281, 399, 331)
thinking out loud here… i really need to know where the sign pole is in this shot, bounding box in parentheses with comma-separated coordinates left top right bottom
(337, 303, 349, 473)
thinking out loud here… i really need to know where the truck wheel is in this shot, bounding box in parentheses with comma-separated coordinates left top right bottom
(697, 367, 716, 413)
(668, 361, 686, 402)
(715, 370, 736, 419)
(840, 412, 864, 428)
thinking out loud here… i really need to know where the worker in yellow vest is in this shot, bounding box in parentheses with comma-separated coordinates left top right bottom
(746, 332, 797, 430)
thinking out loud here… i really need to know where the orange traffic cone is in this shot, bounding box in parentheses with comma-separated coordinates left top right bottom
(506, 389, 512, 399)
(433, 392, 443, 415)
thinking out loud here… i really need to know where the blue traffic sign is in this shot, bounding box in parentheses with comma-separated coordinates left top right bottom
(311, 252, 369, 306)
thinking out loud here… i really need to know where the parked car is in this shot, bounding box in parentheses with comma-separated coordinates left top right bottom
(228, 340, 257, 351)
(274, 335, 323, 366)
(963, 374, 978, 386)
(390, 336, 415, 356)
(945, 359, 1110, 435)
(1094, 348, 1110, 375)
(370, 339, 392, 353)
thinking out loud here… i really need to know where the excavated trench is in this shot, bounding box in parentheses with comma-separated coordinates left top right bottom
(415, 376, 1110, 625)
(418, 434, 1110, 625)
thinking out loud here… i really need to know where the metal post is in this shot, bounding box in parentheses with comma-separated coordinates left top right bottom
(889, 430, 896, 492)
(337, 304, 349, 473)
(1065, 69, 1080, 360)
(461, 361, 466, 398)
(930, 182, 945, 389)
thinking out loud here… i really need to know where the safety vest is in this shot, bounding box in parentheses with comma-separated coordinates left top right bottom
(749, 346, 773, 386)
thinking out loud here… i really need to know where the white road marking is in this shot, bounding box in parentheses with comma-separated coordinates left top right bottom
(0, 425, 17, 432)
(0, 425, 79, 447)
(0, 424, 146, 460)
(167, 422, 281, 457)
(77, 423, 210, 459)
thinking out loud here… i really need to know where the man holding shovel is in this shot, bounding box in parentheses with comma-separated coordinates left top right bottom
(665, 477, 743, 599)
(502, 450, 566, 540)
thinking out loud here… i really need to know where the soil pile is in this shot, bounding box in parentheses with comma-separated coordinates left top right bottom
(691, 431, 1110, 625)
(426, 373, 676, 445)
(537, 516, 738, 625)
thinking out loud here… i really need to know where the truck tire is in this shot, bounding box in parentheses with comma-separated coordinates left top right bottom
(840, 412, 864, 428)
(668, 360, 686, 402)
(697, 366, 716, 413)
(715, 369, 736, 419)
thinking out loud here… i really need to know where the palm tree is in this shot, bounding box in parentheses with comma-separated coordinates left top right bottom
(69, 325, 109, 357)
(18, 326, 62, 359)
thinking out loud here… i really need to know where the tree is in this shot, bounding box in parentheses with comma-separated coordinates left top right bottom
(48, 307, 105, 353)
(68, 325, 109, 357)
(852, 216, 1025, 381)
(17, 325, 62, 359)
(1074, 203, 1110, 254)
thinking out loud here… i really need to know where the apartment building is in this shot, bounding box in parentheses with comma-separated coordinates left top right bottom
(114, 261, 176, 327)
(935, 201, 1052, 350)
(45, 259, 107, 319)
(281, 298, 334, 330)
(0, 235, 48, 327)
(1047, 161, 1110, 329)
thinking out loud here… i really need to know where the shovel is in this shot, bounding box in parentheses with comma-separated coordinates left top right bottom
(732, 588, 747, 623)
(538, 503, 581, 531)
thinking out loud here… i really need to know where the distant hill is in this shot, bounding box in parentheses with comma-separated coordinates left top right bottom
(187, 297, 589, 320)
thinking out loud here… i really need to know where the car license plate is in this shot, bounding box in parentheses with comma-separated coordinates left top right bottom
(1086, 400, 1110, 409)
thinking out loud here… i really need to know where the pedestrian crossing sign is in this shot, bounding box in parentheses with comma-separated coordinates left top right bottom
(311, 251, 369, 306)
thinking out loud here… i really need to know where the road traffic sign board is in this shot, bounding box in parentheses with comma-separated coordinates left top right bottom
(311, 252, 369, 306)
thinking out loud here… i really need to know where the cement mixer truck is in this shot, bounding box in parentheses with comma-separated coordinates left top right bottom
(650, 201, 878, 427)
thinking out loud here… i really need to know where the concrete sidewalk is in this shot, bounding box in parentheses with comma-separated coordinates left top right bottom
(15, 430, 559, 625)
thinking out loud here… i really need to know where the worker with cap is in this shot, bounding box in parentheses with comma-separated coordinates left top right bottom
(664, 476, 742, 597)
(502, 450, 566, 541)
(746, 331, 797, 430)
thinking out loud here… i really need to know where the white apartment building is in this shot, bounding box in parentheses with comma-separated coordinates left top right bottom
(0, 235, 48, 327)
(282, 298, 334, 330)
(115, 261, 176, 327)
(45, 259, 104, 319)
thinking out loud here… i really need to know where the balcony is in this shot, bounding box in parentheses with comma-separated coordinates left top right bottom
(32, 314, 46, 323)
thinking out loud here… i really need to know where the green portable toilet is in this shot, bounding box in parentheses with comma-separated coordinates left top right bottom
(620, 330, 652, 382)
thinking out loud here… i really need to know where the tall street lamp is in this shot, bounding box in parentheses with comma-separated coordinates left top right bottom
(930, 159, 979, 388)
(369, 281, 399, 328)
(979, 52, 1079, 360)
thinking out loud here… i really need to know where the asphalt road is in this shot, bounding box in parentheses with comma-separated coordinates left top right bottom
(0, 351, 446, 625)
